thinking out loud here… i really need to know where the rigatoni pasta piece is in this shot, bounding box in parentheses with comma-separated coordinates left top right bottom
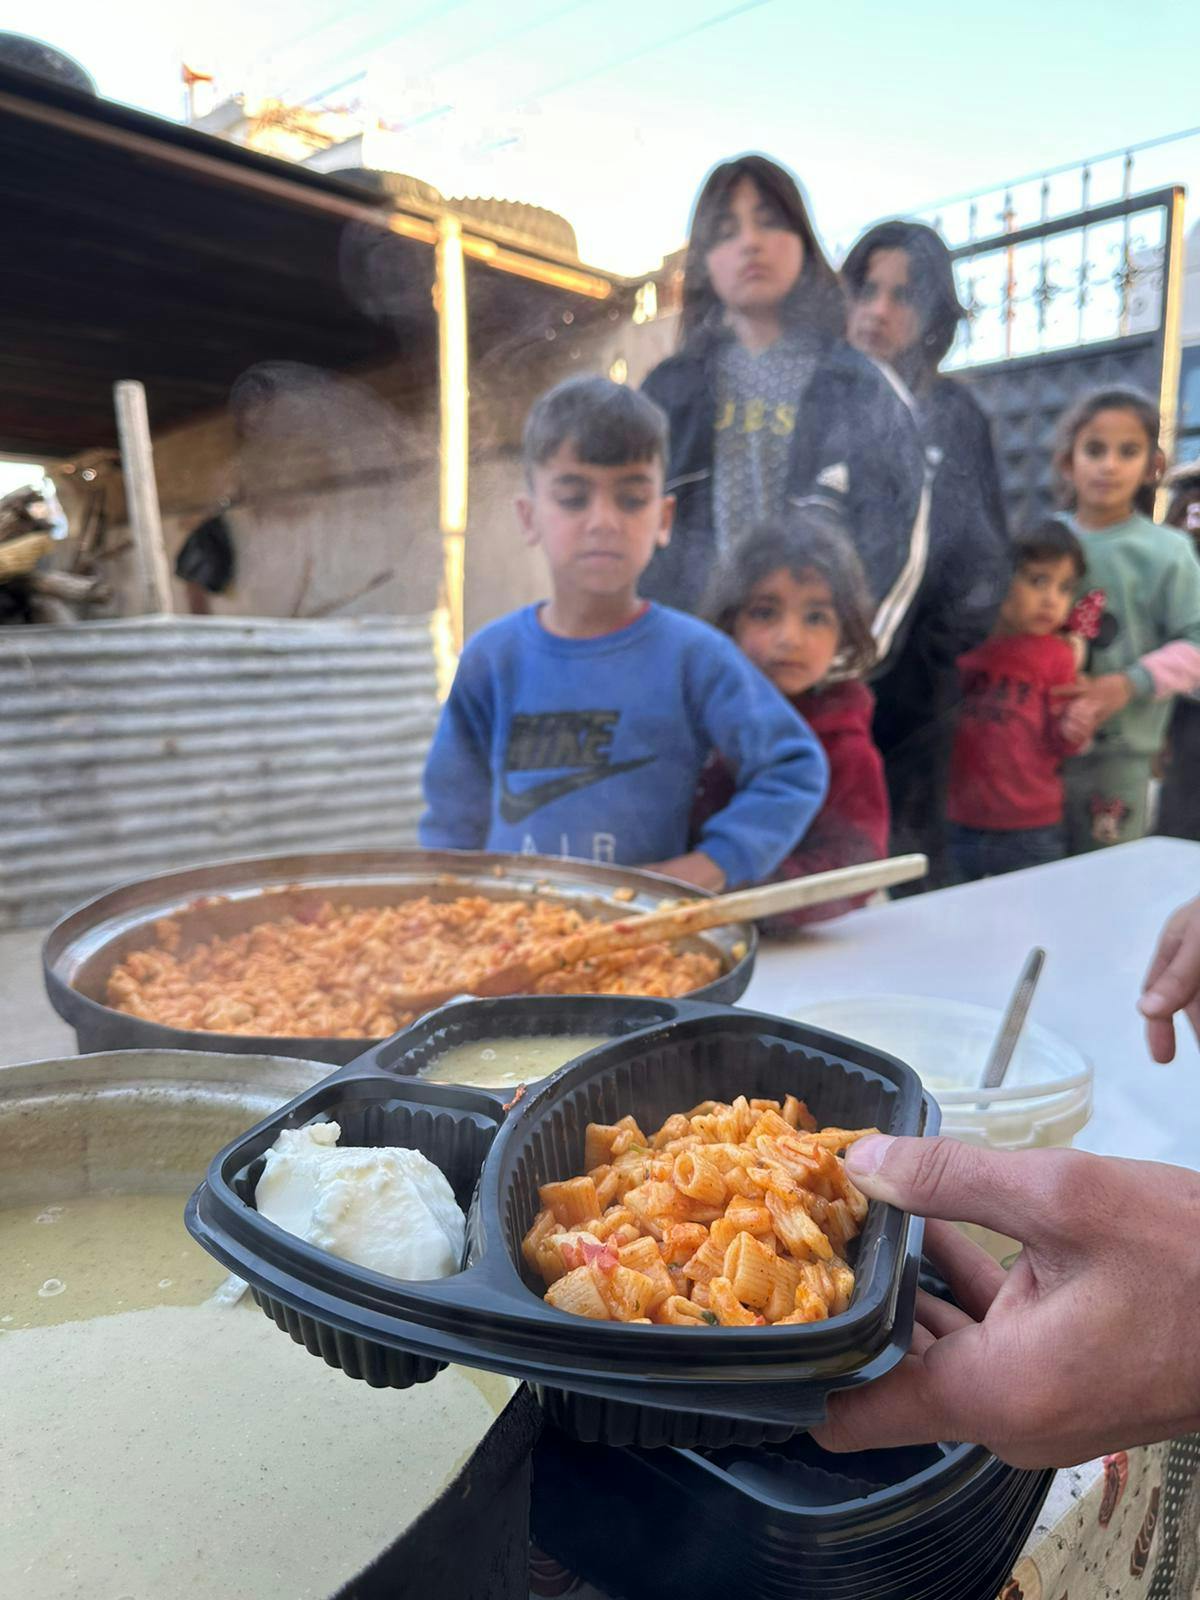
(755, 1135, 822, 1184)
(791, 1279, 830, 1323)
(724, 1194, 773, 1235)
(611, 1125, 648, 1158)
(805, 1125, 880, 1153)
(661, 1222, 709, 1264)
(522, 1208, 559, 1274)
(722, 1166, 762, 1199)
(708, 1216, 735, 1252)
(591, 1165, 621, 1209)
(708, 1276, 760, 1326)
(797, 1257, 855, 1316)
(652, 1113, 691, 1148)
(764, 1256, 804, 1323)
(524, 1211, 578, 1285)
(596, 1264, 659, 1321)
(616, 1237, 674, 1310)
(590, 1205, 636, 1241)
(766, 1189, 834, 1262)
(545, 1265, 610, 1320)
(647, 1153, 678, 1183)
(680, 1233, 728, 1285)
(584, 1115, 644, 1172)
(822, 1197, 859, 1258)
(654, 1294, 711, 1326)
(722, 1231, 779, 1310)
(623, 1180, 687, 1235)
(844, 1179, 869, 1226)
(782, 1094, 817, 1132)
(673, 1150, 726, 1207)
(704, 1142, 758, 1173)
(606, 1222, 642, 1250)
(747, 1108, 795, 1145)
(539, 1175, 600, 1228)
(729, 1095, 756, 1141)
(827, 1258, 855, 1315)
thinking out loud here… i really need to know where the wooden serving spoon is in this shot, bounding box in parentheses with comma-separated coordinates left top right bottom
(388, 853, 927, 1016)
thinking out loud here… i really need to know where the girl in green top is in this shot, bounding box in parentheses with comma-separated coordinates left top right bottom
(1054, 387, 1200, 852)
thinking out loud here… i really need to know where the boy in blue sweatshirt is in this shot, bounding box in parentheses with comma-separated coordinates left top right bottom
(419, 376, 828, 890)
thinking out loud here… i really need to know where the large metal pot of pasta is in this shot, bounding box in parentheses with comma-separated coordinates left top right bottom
(43, 848, 758, 1065)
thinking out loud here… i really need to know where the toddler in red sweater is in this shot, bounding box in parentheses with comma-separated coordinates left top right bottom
(693, 509, 889, 931)
(947, 519, 1087, 880)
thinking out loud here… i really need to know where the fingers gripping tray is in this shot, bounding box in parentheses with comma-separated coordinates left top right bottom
(186, 998, 935, 1448)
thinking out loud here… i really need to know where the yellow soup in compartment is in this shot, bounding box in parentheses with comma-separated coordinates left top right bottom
(419, 1035, 611, 1090)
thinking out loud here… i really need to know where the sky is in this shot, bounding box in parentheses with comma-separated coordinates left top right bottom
(5, 0, 1199, 277)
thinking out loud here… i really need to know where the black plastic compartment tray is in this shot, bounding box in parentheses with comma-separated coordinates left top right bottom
(532, 1413, 1054, 1600)
(187, 997, 936, 1449)
(44, 846, 757, 1064)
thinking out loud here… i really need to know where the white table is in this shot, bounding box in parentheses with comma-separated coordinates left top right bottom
(742, 836, 1200, 1172)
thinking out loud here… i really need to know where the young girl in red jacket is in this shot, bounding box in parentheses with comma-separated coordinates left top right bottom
(693, 508, 889, 930)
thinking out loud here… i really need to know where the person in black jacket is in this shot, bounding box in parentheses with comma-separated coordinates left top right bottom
(640, 155, 929, 682)
(843, 220, 1012, 887)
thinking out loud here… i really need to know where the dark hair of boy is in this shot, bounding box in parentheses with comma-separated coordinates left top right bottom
(1012, 517, 1086, 581)
(703, 505, 877, 680)
(522, 375, 668, 482)
(1053, 385, 1162, 516)
(678, 154, 846, 349)
(840, 219, 965, 388)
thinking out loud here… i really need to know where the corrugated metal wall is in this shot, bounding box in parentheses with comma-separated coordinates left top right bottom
(0, 616, 440, 929)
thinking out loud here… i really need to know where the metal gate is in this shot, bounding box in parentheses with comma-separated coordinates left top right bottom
(938, 184, 1186, 529)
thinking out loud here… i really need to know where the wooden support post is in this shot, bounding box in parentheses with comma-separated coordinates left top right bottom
(435, 213, 468, 667)
(114, 379, 174, 614)
(1157, 187, 1187, 473)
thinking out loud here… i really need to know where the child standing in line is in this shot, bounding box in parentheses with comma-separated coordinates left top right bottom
(946, 521, 1087, 881)
(694, 508, 889, 929)
(1052, 388, 1200, 853)
(419, 376, 829, 890)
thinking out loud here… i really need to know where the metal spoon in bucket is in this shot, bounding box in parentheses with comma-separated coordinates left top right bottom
(979, 947, 1046, 1094)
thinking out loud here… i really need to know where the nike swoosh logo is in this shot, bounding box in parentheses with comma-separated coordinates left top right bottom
(499, 757, 654, 824)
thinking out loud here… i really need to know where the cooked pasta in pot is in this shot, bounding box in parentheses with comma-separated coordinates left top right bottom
(105, 894, 723, 1039)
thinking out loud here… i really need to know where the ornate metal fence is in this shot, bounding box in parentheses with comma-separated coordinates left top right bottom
(926, 184, 1186, 529)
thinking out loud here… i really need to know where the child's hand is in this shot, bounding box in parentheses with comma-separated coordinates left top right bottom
(644, 852, 727, 892)
(1052, 673, 1133, 744)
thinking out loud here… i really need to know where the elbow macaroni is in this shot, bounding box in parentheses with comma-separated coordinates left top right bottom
(522, 1093, 877, 1327)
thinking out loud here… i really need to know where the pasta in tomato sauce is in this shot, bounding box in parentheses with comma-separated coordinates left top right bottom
(522, 1095, 877, 1327)
(105, 894, 722, 1039)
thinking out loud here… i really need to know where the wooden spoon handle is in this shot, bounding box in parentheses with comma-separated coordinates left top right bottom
(523, 853, 928, 976)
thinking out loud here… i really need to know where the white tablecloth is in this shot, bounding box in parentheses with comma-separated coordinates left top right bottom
(742, 835, 1200, 1171)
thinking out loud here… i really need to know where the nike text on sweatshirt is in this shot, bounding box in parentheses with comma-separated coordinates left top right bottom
(419, 603, 829, 887)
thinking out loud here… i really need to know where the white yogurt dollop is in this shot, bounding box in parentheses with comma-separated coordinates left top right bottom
(255, 1123, 465, 1281)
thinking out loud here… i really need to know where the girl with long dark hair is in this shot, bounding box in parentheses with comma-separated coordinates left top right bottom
(640, 155, 928, 671)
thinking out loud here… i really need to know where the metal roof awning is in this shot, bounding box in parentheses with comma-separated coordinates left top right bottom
(0, 63, 626, 460)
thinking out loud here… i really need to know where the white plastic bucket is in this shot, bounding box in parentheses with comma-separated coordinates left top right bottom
(794, 995, 1093, 1264)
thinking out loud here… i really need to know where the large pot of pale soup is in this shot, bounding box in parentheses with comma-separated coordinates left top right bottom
(0, 1049, 537, 1600)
